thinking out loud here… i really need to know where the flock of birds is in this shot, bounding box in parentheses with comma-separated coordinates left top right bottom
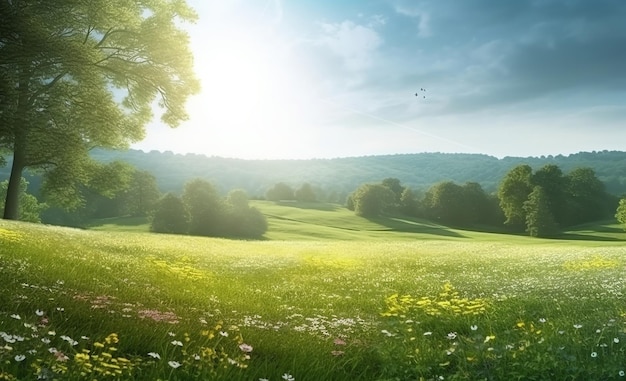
(415, 88, 426, 99)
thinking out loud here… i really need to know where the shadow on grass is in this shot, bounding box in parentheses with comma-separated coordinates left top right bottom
(275, 201, 342, 212)
(88, 216, 149, 227)
(366, 216, 467, 238)
(556, 233, 625, 241)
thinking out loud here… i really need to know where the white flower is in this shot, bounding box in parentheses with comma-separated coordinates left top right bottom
(168, 332, 176, 337)
(219, 331, 229, 337)
(381, 329, 394, 337)
(614, 338, 620, 344)
(147, 352, 161, 359)
(573, 324, 582, 329)
(10, 314, 21, 320)
(168, 361, 181, 369)
(591, 352, 598, 358)
(470, 325, 478, 331)
(259, 378, 269, 381)
(35, 309, 44, 316)
(14, 355, 26, 362)
(239, 343, 253, 353)
(48, 347, 58, 354)
(282, 373, 295, 381)
(618, 370, 625, 377)
(193, 354, 200, 360)
(423, 331, 433, 336)
(447, 332, 457, 340)
(539, 318, 546, 323)
(41, 338, 51, 344)
(171, 340, 183, 347)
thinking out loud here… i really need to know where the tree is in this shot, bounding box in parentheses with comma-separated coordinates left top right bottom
(351, 183, 395, 217)
(531, 165, 567, 224)
(295, 183, 317, 202)
(265, 183, 295, 201)
(224, 189, 267, 238)
(0, 178, 47, 223)
(564, 167, 610, 226)
(400, 187, 420, 216)
(150, 193, 188, 234)
(382, 177, 405, 206)
(182, 179, 224, 237)
(120, 170, 161, 217)
(423, 181, 466, 225)
(1, 1, 199, 220)
(523, 186, 558, 237)
(498, 165, 533, 230)
(616, 198, 626, 229)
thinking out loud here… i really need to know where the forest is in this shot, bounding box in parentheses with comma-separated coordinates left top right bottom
(2, 148, 626, 238)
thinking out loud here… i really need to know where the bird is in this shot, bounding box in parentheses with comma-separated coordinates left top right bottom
(416, 88, 427, 99)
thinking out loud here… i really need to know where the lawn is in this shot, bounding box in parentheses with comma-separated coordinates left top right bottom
(1, 212, 625, 380)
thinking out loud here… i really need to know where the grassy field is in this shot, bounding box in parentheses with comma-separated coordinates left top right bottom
(2, 204, 626, 380)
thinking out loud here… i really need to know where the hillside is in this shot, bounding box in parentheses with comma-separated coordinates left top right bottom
(2, 150, 626, 201)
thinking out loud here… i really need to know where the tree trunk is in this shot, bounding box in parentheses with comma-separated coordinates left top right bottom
(3, 148, 24, 220)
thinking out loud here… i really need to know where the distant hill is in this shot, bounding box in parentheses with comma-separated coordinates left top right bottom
(2, 149, 626, 201)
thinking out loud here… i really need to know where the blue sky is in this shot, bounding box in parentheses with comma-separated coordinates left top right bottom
(134, 0, 626, 159)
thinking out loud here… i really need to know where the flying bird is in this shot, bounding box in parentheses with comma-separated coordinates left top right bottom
(416, 88, 427, 99)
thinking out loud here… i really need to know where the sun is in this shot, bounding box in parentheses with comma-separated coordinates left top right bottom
(179, 28, 319, 159)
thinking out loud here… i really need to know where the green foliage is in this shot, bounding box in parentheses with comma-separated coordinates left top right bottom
(524, 186, 558, 237)
(381, 177, 405, 206)
(0, 0, 199, 219)
(150, 193, 189, 234)
(0, 178, 47, 223)
(224, 189, 268, 238)
(265, 182, 295, 201)
(616, 198, 626, 229)
(183, 179, 224, 236)
(351, 183, 395, 217)
(295, 182, 317, 202)
(400, 187, 420, 216)
(498, 164, 534, 230)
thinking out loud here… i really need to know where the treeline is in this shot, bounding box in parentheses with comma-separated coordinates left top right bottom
(346, 164, 619, 237)
(151, 179, 267, 239)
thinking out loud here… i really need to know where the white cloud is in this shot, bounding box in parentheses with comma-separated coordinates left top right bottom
(317, 20, 383, 71)
(392, 3, 431, 37)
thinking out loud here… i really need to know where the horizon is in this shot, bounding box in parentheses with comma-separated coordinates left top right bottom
(133, 0, 626, 160)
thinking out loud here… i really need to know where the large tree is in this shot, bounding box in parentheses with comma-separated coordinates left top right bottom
(351, 183, 395, 218)
(0, 0, 199, 219)
(498, 165, 533, 230)
(523, 186, 558, 237)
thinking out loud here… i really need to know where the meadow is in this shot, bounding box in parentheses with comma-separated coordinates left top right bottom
(1, 202, 625, 380)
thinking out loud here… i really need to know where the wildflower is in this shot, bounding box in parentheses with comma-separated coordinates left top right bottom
(168, 332, 176, 337)
(446, 332, 457, 340)
(171, 340, 183, 347)
(591, 352, 598, 358)
(423, 331, 433, 336)
(484, 335, 495, 343)
(10, 314, 21, 320)
(147, 352, 161, 359)
(614, 338, 620, 343)
(48, 347, 58, 354)
(239, 343, 253, 353)
(332, 350, 345, 356)
(55, 352, 69, 362)
(168, 361, 181, 369)
(573, 324, 582, 329)
(14, 355, 26, 362)
(619, 370, 624, 377)
(381, 330, 394, 337)
(470, 325, 478, 331)
(259, 379, 269, 381)
(596, 329, 601, 334)
(219, 331, 229, 337)
(282, 373, 295, 381)
(193, 354, 200, 360)
(56, 307, 65, 312)
(333, 338, 346, 345)
(35, 309, 44, 316)
(81, 336, 89, 340)
(539, 318, 546, 323)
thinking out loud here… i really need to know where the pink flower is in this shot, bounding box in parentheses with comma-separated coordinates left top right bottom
(333, 338, 346, 346)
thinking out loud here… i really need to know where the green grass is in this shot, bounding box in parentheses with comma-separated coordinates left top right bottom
(1, 209, 626, 380)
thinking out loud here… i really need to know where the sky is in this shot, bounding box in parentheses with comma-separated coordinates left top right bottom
(133, 0, 626, 160)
